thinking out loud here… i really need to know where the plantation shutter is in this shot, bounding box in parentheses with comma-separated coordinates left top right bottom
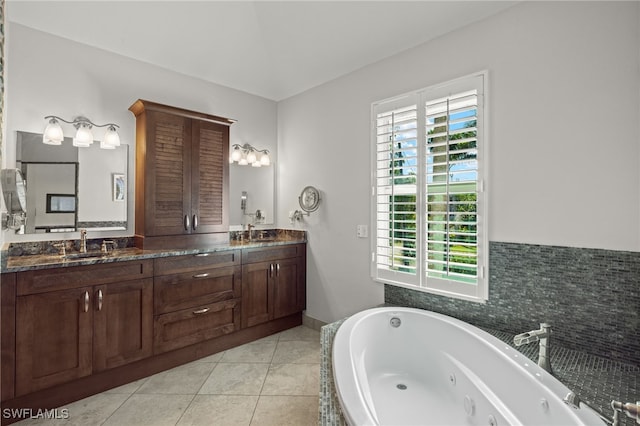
(373, 96, 420, 287)
(425, 89, 479, 286)
(371, 72, 487, 302)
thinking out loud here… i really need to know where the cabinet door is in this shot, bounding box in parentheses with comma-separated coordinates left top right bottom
(241, 261, 273, 328)
(190, 119, 229, 234)
(144, 110, 192, 236)
(15, 287, 93, 396)
(273, 257, 304, 319)
(93, 279, 154, 372)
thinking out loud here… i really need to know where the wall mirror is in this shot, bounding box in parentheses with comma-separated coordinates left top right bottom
(229, 163, 275, 226)
(16, 131, 128, 234)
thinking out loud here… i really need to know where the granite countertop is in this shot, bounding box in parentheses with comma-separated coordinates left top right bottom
(320, 317, 639, 426)
(1, 229, 306, 273)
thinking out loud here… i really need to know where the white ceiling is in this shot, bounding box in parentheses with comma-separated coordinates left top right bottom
(7, 1, 517, 101)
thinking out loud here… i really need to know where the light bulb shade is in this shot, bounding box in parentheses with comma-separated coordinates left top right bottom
(231, 147, 242, 162)
(43, 119, 64, 145)
(251, 160, 262, 167)
(260, 153, 271, 166)
(73, 124, 94, 147)
(238, 154, 249, 166)
(246, 151, 257, 164)
(102, 126, 120, 148)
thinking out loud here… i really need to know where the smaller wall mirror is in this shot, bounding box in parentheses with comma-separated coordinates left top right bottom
(229, 163, 275, 226)
(1, 168, 28, 231)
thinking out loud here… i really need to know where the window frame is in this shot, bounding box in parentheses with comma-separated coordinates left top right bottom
(370, 71, 489, 302)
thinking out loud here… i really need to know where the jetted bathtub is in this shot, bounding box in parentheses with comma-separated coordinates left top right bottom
(332, 307, 606, 426)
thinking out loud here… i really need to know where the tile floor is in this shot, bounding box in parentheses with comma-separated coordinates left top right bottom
(17, 326, 321, 426)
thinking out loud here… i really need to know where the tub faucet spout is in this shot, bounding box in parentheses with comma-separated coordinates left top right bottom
(513, 323, 552, 374)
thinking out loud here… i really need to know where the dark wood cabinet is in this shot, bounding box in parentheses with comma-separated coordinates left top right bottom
(15, 286, 93, 396)
(241, 244, 306, 328)
(153, 250, 242, 353)
(129, 100, 234, 249)
(13, 260, 153, 396)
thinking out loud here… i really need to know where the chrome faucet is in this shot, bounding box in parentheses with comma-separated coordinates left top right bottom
(564, 393, 640, 426)
(247, 223, 255, 241)
(513, 322, 553, 374)
(79, 229, 88, 253)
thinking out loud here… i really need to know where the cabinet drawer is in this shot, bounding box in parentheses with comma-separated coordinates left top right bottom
(242, 244, 304, 264)
(154, 265, 241, 314)
(17, 260, 154, 296)
(154, 299, 240, 354)
(154, 250, 239, 275)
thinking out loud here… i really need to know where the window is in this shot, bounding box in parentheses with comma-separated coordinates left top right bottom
(371, 72, 487, 302)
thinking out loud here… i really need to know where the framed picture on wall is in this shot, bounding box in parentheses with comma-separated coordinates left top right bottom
(112, 173, 126, 202)
(46, 194, 76, 213)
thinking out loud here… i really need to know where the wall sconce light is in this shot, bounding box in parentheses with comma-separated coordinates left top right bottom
(43, 115, 121, 149)
(229, 143, 271, 167)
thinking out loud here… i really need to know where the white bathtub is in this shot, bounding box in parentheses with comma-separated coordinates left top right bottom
(332, 307, 606, 426)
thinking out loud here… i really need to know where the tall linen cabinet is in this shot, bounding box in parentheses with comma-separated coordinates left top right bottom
(129, 100, 234, 249)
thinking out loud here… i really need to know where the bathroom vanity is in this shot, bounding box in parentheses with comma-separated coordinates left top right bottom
(0, 236, 306, 423)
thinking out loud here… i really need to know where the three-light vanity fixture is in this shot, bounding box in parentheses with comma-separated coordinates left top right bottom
(43, 116, 121, 149)
(229, 143, 271, 167)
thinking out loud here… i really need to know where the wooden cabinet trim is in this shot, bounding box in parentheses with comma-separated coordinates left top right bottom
(154, 250, 239, 275)
(16, 260, 153, 296)
(241, 244, 303, 264)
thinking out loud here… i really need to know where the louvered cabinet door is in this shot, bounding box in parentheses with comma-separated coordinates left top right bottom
(190, 119, 229, 234)
(144, 111, 192, 236)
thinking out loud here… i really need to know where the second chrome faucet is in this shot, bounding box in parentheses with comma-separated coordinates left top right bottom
(514, 322, 553, 374)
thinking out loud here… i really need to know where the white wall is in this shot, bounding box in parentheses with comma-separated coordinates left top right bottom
(4, 22, 277, 242)
(277, 2, 640, 323)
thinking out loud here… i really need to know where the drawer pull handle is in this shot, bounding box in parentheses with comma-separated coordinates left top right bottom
(83, 291, 89, 313)
(193, 308, 210, 315)
(195, 253, 210, 257)
(193, 273, 210, 278)
(97, 289, 103, 311)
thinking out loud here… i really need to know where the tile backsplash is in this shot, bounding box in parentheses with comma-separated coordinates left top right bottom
(385, 241, 640, 366)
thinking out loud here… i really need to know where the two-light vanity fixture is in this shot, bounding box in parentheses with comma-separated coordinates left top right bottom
(229, 143, 271, 167)
(43, 116, 121, 149)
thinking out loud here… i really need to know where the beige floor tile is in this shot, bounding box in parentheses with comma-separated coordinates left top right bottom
(136, 362, 216, 394)
(272, 340, 320, 364)
(13, 393, 129, 426)
(102, 394, 193, 426)
(250, 395, 318, 426)
(277, 325, 321, 341)
(177, 395, 259, 426)
(221, 340, 277, 363)
(199, 363, 269, 395)
(261, 363, 319, 396)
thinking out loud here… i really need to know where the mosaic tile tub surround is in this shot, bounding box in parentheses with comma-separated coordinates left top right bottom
(385, 241, 640, 366)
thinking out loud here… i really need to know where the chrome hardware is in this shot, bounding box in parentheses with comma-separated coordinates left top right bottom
(612, 400, 640, 425)
(390, 317, 401, 328)
(184, 215, 190, 231)
(193, 307, 210, 315)
(194, 253, 210, 257)
(193, 273, 210, 278)
(270, 263, 275, 278)
(101, 240, 116, 254)
(563, 392, 619, 425)
(83, 291, 89, 313)
(276, 263, 280, 277)
(247, 223, 255, 241)
(514, 323, 553, 374)
(53, 242, 66, 257)
(79, 228, 87, 253)
(96, 289, 103, 311)
(193, 214, 198, 230)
